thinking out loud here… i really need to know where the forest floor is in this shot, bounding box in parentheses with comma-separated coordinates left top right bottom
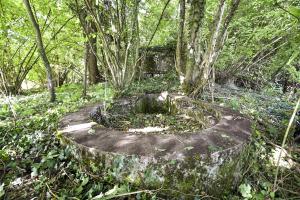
(0, 74, 299, 199)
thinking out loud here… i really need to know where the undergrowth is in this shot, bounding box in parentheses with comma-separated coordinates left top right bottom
(203, 85, 300, 199)
(123, 72, 179, 96)
(0, 77, 299, 199)
(0, 84, 127, 199)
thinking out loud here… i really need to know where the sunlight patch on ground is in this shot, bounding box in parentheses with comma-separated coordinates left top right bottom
(115, 139, 135, 147)
(61, 122, 97, 133)
(128, 126, 169, 133)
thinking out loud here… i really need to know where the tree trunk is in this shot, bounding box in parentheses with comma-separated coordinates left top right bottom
(176, 0, 186, 76)
(180, 0, 240, 98)
(23, 0, 56, 102)
(183, 0, 206, 95)
(83, 45, 88, 97)
(85, 19, 101, 84)
(83, 0, 140, 90)
(188, 0, 227, 97)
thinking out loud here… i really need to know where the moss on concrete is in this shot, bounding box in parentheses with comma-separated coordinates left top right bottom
(57, 131, 251, 198)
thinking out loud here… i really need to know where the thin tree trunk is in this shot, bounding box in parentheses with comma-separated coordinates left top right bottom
(176, 0, 185, 76)
(134, 0, 141, 80)
(147, 0, 171, 47)
(23, 0, 56, 102)
(83, 44, 88, 97)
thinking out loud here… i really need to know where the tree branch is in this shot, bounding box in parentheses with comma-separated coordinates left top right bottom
(147, 0, 172, 47)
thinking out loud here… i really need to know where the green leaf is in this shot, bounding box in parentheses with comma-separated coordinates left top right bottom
(105, 185, 119, 196)
(31, 167, 38, 178)
(91, 185, 119, 200)
(270, 192, 275, 199)
(81, 176, 89, 186)
(289, 6, 300, 18)
(239, 184, 252, 199)
(0, 183, 5, 198)
(0, 150, 9, 161)
(75, 186, 83, 194)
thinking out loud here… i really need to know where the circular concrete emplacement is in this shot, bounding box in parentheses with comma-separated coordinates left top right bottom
(58, 92, 252, 195)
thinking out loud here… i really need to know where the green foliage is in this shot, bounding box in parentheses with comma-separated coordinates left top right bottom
(0, 84, 121, 199)
(139, 0, 178, 46)
(0, 0, 83, 93)
(207, 85, 299, 199)
(1, 0, 300, 199)
(289, 6, 300, 18)
(239, 184, 252, 199)
(0, 183, 4, 198)
(216, 0, 300, 89)
(125, 72, 179, 96)
(1, 80, 299, 199)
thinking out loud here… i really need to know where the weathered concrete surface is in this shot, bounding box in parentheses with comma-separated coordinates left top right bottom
(60, 108, 250, 159)
(58, 98, 252, 196)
